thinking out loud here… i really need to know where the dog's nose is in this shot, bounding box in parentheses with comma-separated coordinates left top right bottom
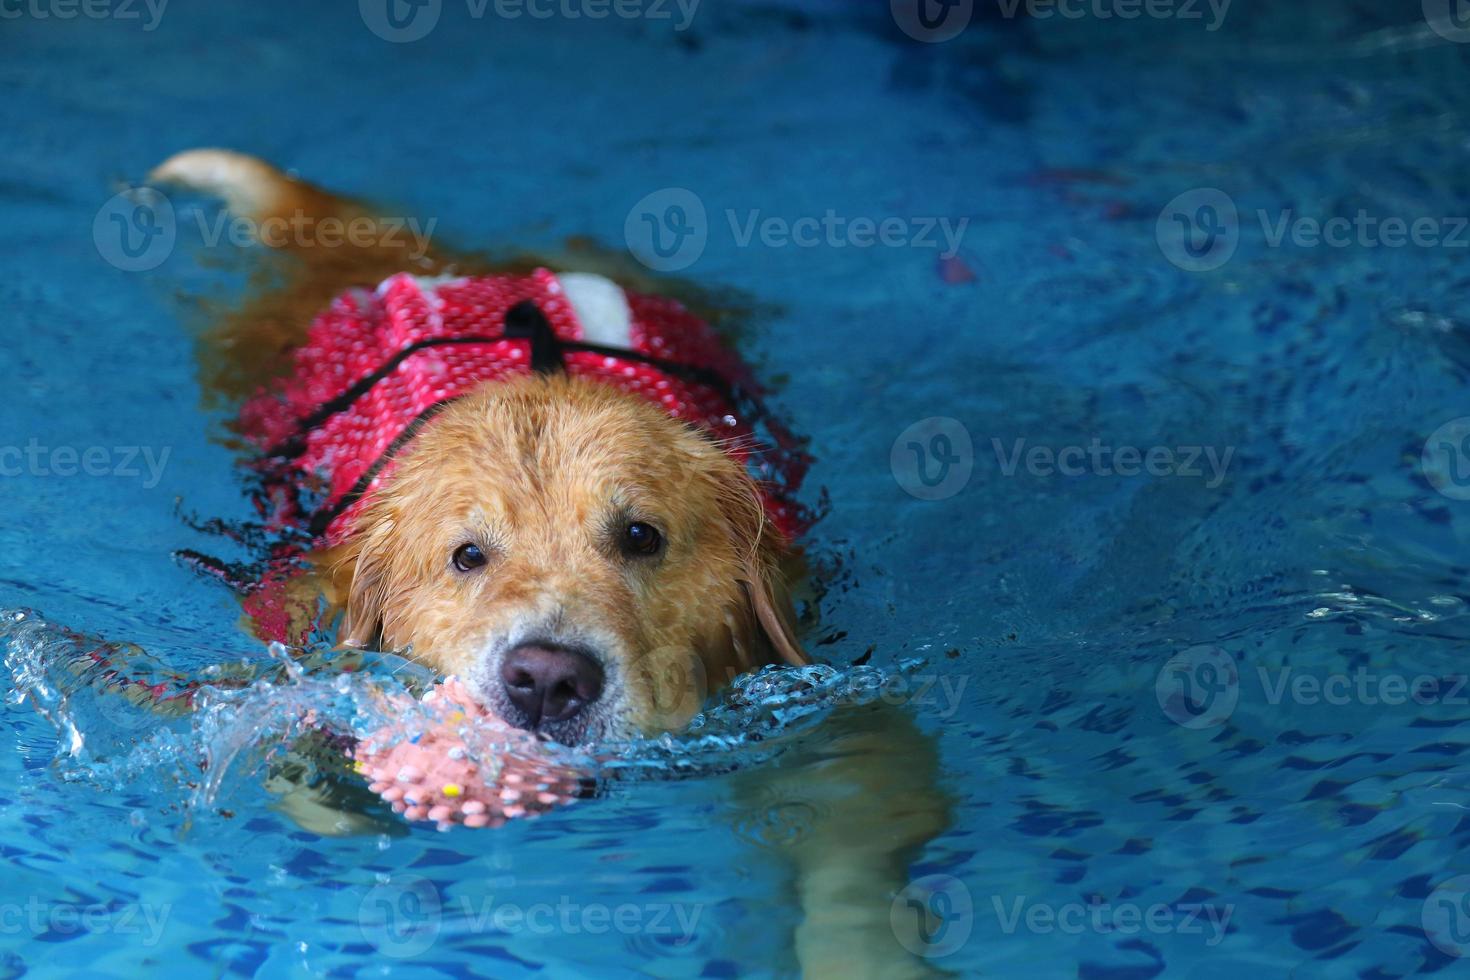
(500, 645, 604, 728)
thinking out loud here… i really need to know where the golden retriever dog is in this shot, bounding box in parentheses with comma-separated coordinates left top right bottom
(331, 373, 807, 744)
(151, 148, 950, 979)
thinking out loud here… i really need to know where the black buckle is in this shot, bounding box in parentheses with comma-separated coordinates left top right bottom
(504, 300, 566, 375)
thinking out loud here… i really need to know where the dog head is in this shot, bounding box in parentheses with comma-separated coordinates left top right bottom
(327, 373, 807, 745)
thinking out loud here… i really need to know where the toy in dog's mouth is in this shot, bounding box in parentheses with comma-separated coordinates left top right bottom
(351, 678, 587, 830)
(5, 609, 921, 836)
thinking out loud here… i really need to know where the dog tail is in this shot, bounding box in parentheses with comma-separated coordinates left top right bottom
(151, 150, 447, 402)
(151, 149, 354, 231)
(151, 147, 435, 265)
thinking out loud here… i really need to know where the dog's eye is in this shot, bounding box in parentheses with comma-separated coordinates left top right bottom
(621, 521, 664, 558)
(452, 543, 488, 572)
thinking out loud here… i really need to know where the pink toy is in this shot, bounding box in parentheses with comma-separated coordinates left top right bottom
(351, 678, 583, 830)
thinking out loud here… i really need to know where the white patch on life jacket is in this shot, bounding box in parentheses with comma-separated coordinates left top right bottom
(557, 272, 633, 349)
(372, 273, 470, 335)
(343, 287, 375, 313)
(394, 274, 470, 304)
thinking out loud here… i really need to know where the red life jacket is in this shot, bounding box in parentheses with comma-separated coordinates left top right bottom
(239, 269, 811, 549)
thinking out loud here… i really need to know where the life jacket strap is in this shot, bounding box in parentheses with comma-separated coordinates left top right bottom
(503, 300, 566, 375)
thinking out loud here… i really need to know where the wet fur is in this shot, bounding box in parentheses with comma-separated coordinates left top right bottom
(327, 374, 807, 743)
(153, 149, 950, 978)
(153, 149, 806, 744)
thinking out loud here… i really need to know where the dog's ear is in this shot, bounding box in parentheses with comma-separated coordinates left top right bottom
(315, 521, 391, 650)
(745, 549, 810, 668)
(722, 473, 811, 669)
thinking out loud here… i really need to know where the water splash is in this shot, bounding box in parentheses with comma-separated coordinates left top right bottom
(598, 659, 928, 777)
(2, 608, 916, 825)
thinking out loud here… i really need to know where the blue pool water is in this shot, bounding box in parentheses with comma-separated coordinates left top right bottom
(6, 1, 1470, 975)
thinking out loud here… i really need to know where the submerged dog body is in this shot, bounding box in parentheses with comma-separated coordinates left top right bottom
(154, 149, 950, 978)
